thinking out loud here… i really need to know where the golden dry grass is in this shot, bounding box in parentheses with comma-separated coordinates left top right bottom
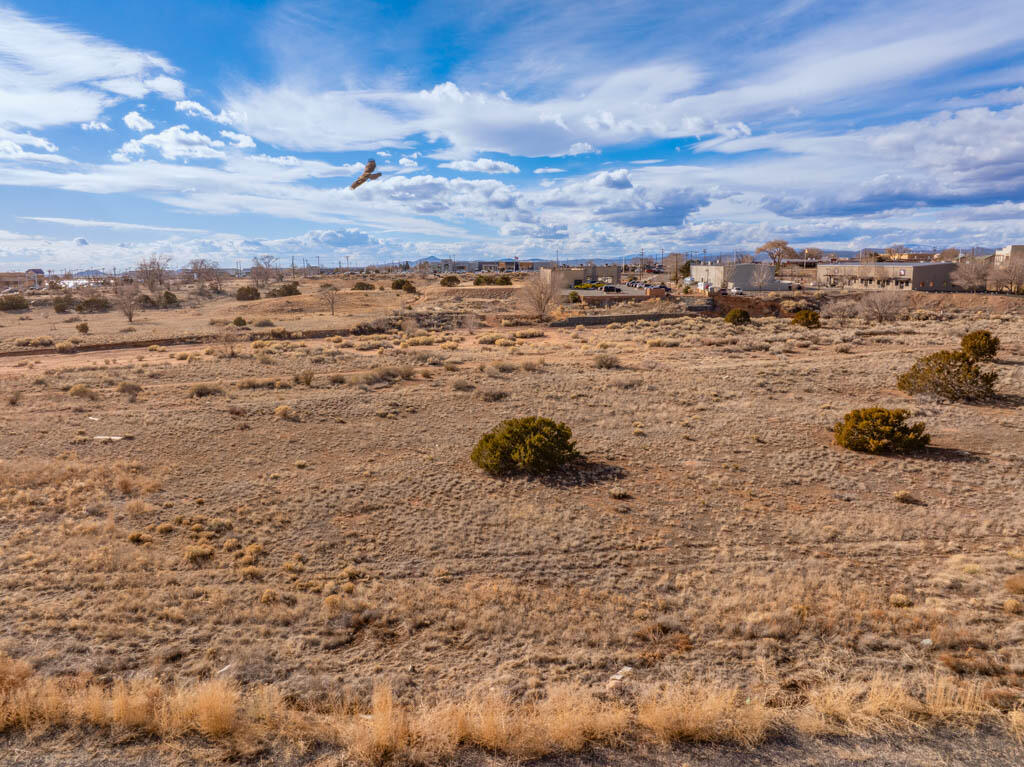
(1, 653, 1020, 763)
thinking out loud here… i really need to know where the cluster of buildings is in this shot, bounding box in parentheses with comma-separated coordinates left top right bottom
(0, 269, 45, 292)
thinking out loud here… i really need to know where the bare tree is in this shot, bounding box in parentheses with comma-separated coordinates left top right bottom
(319, 284, 341, 316)
(803, 247, 824, 261)
(859, 291, 905, 322)
(188, 258, 222, 293)
(749, 263, 776, 291)
(519, 271, 559, 318)
(993, 256, 1024, 294)
(822, 299, 859, 322)
(136, 256, 171, 292)
(952, 258, 990, 292)
(250, 255, 277, 288)
(755, 239, 797, 274)
(113, 282, 143, 323)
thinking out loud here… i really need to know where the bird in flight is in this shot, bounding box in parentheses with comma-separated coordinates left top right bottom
(350, 159, 382, 190)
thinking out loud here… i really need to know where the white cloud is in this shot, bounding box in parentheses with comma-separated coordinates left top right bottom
(123, 111, 154, 132)
(113, 125, 225, 161)
(80, 120, 111, 131)
(439, 158, 520, 174)
(143, 74, 185, 100)
(219, 130, 256, 148)
(19, 216, 205, 233)
(0, 8, 180, 131)
(174, 99, 239, 124)
(73, 237, 88, 246)
(533, 167, 564, 174)
(564, 142, 595, 156)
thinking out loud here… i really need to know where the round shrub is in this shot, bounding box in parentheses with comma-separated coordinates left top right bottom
(439, 275, 460, 287)
(76, 322, 89, 334)
(352, 281, 374, 290)
(268, 281, 300, 298)
(0, 294, 29, 311)
(232, 316, 247, 327)
(391, 279, 413, 291)
(471, 417, 579, 476)
(568, 291, 581, 304)
(236, 286, 260, 301)
(75, 296, 111, 313)
(833, 408, 930, 454)
(402, 282, 417, 294)
(161, 290, 179, 306)
(897, 350, 997, 402)
(791, 309, 820, 328)
(960, 330, 999, 361)
(724, 308, 750, 325)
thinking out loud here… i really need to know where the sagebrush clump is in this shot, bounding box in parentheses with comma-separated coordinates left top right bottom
(0, 294, 29, 311)
(471, 417, 578, 476)
(833, 408, 930, 454)
(960, 330, 999, 361)
(235, 286, 260, 301)
(897, 350, 997, 401)
(439, 275, 460, 287)
(724, 308, 750, 326)
(791, 309, 820, 328)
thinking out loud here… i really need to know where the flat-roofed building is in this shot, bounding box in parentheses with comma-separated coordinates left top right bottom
(816, 261, 956, 291)
(540, 264, 622, 289)
(995, 245, 1024, 265)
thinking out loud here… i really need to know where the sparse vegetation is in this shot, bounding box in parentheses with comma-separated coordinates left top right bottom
(593, 353, 620, 369)
(68, 383, 98, 400)
(897, 350, 997, 401)
(471, 416, 579, 475)
(833, 408, 930, 454)
(188, 383, 224, 398)
(236, 286, 261, 301)
(440, 275, 460, 287)
(2, 274, 1024, 767)
(474, 274, 513, 285)
(352, 281, 374, 290)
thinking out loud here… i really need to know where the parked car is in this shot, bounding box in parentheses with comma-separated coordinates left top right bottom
(603, 285, 622, 293)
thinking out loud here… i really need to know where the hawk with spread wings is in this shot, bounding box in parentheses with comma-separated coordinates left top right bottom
(350, 159, 383, 190)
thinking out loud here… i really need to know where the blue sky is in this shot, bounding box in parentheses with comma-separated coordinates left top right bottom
(2, 0, 1024, 270)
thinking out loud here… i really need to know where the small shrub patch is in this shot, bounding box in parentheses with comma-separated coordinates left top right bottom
(471, 416, 579, 476)
(0, 294, 29, 311)
(960, 330, 999, 361)
(236, 286, 260, 301)
(724, 308, 750, 326)
(439, 275, 460, 287)
(352, 281, 374, 290)
(833, 408, 930, 454)
(268, 281, 300, 298)
(791, 309, 820, 328)
(897, 351, 997, 402)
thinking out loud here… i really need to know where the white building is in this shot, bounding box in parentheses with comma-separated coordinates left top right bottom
(689, 262, 785, 291)
(995, 245, 1024, 265)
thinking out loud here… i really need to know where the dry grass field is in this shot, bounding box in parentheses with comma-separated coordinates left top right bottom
(2, 276, 1024, 765)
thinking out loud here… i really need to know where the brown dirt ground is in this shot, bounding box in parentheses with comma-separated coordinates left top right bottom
(1, 276, 1023, 763)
